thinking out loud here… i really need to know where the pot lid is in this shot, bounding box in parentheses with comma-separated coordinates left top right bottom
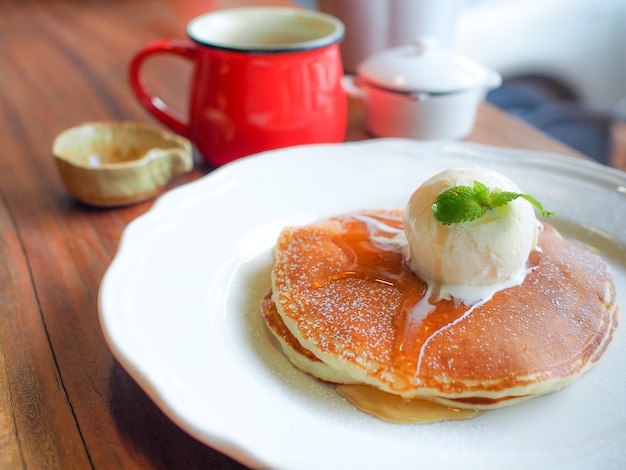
(357, 38, 499, 94)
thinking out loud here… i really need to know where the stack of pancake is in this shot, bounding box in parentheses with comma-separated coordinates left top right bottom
(261, 209, 619, 414)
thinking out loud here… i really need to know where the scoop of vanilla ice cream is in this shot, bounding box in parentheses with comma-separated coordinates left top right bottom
(404, 167, 541, 286)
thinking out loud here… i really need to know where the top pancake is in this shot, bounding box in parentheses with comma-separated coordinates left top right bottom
(268, 210, 619, 406)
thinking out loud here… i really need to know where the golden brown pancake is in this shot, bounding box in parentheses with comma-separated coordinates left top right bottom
(263, 210, 619, 410)
(261, 293, 357, 384)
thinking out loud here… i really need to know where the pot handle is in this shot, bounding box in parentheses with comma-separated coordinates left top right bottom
(487, 70, 503, 90)
(341, 75, 369, 102)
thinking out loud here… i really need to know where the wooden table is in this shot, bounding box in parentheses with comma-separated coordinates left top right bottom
(0, 0, 584, 468)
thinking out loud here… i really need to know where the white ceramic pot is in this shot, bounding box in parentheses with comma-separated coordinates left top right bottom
(343, 39, 502, 140)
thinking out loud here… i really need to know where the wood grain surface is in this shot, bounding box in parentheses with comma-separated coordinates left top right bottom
(0, 0, 583, 468)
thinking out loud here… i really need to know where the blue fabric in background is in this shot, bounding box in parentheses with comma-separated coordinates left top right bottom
(487, 77, 613, 166)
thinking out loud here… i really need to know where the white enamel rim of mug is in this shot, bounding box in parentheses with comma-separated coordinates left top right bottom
(186, 7, 345, 53)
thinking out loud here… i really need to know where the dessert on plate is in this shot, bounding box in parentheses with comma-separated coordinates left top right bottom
(261, 167, 619, 422)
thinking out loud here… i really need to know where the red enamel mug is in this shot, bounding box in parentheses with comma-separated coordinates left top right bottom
(129, 7, 347, 167)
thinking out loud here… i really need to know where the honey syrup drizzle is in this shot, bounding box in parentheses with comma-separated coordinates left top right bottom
(313, 212, 482, 423)
(317, 213, 470, 373)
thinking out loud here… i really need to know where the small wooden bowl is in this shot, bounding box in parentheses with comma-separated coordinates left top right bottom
(52, 121, 193, 207)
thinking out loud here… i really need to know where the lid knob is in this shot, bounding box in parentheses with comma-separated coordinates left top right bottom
(412, 36, 438, 56)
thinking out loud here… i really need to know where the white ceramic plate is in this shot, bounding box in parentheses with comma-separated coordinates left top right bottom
(99, 139, 626, 470)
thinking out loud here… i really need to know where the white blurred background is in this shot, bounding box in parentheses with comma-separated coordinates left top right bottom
(304, 0, 626, 166)
(454, 0, 626, 113)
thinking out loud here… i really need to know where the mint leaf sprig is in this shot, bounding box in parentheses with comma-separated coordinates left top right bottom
(432, 181, 554, 226)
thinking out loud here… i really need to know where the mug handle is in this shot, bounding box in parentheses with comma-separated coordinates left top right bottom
(129, 39, 197, 137)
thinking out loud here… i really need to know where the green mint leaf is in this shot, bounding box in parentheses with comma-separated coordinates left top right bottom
(432, 181, 554, 225)
(472, 181, 490, 205)
(432, 184, 487, 225)
(518, 193, 555, 218)
(487, 189, 521, 210)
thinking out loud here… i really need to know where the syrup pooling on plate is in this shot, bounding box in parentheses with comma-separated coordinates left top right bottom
(336, 384, 480, 424)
